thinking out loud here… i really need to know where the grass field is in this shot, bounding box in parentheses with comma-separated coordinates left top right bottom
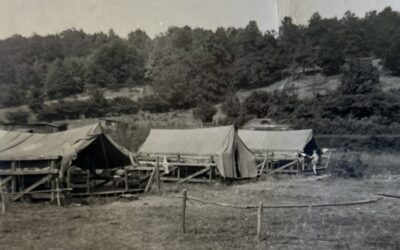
(1, 161, 400, 250)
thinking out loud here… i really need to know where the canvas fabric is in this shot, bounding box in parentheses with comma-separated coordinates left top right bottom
(238, 129, 314, 153)
(0, 124, 130, 176)
(139, 126, 257, 178)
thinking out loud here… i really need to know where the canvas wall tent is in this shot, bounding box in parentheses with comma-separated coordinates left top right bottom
(0, 123, 131, 176)
(139, 126, 257, 179)
(0, 123, 134, 201)
(238, 129, 319, 160)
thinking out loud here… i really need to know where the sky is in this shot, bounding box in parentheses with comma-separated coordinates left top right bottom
(0, 0, 399, 39)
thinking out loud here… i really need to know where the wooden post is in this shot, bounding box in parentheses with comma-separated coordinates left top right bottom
(182, 189, 187, 234)
(86, 170, 90, 195)
(209, 166, 213, 185)
(67, 168, 71, 190)
(11, 161, 16, 195)
(55, 178, 61, 207)
(155, 157, 160, 193)
(144, 168, 156, 193)
(50, 161, 55, 202)
(1, 186, 5, 215)
(257, 200, 263, 242)
(124, 170, 129, 192)
(177, 166, 181, 183)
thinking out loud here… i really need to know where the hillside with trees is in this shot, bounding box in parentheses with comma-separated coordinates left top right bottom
(1, 7, 400, 138)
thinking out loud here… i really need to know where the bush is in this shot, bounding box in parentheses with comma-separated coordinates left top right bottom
(221, 96, 241, 117)
(5, 109, 30, 123)
(243, 91, 274, 118)
(138, 96, 170, 113)
(193, 102, 217, 123)
(329, 154, 367, 178)
(109, 97, 139, 116)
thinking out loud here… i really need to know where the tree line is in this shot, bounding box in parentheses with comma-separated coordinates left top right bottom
(2, 7, 400, 139)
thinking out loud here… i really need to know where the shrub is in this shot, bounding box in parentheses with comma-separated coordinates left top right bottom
(109, 97, 139, 115)
(329, 154, 367, 178)
(243, 91, 274, 118)
(193, 102, 217, 123)
(5, 109, 30, 123)
(221, 96, 241, 117)
(138, 96, 170, 113)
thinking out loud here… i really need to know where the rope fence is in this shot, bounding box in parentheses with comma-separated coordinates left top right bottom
(177, 189, 384, 241)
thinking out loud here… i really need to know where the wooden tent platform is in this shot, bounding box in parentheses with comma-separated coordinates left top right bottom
(0, 160, 149, 204)
(256, 152, 332, 176)
(138, 156, 217, 185)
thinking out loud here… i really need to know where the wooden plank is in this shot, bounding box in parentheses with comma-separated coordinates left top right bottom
(322, 152, 332, 169)
(0, 169, 59, 175)
(268, 160, 298, 175)
(258, 155, 268, 176)
(94, 179, 112, 188)
(134, 166, 155, 171)
(144, 168, 156, 192)
(73, 188, 143, 196)
(12, 174, 53, 201)
(0, 176, 12, 187)
(161, 177, 211, 183)
(3, 188, 72, 195)
(178, 167, 211, 184)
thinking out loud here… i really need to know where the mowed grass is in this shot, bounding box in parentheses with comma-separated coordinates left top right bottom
(1, 172, 400, 250)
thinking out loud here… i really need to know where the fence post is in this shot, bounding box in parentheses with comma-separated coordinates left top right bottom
(182, 189, 187, 234)
(156, 157, 161, 193)
(1, 187, 5, 215)
(55, 178, 61, 207)
(257, 200, 263, 242)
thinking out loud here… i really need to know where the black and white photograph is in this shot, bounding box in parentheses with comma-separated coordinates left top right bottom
(1, 0, 400, 249)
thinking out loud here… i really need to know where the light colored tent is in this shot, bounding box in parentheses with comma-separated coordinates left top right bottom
(139, 126, 257, 179)
(0, 124, 131, 175)
(238, 129, 319, 159)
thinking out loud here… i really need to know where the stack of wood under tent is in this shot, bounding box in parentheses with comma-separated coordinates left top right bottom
(137, 126, 258, 184)
(238, 129, 332, 175)
(0, 124, 147, 203)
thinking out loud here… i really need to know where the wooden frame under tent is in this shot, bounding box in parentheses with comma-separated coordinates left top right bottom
(137, 155, 218, 184)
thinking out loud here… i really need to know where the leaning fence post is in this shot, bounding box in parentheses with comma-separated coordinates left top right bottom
(182, 189, 187, 234)
(257, 200, 263, 242)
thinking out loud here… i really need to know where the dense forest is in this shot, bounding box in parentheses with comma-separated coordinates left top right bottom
(1, 7, 400, 137)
